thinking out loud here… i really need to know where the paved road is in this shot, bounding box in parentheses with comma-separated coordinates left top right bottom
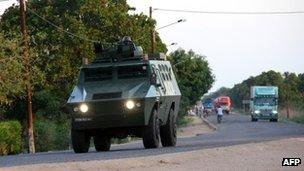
(1, 113, 304, 167)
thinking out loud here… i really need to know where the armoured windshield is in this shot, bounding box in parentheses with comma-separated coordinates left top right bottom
(254, 97, 277, 106)
(84, 67, 112, 82)
(118, 65, 148, 79)
(83, 64, 148, 82)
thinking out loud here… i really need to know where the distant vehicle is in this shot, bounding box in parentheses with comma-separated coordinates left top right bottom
(250, 86, 278, 122)
(202, 98, 213, 116)
(213, 96, 232, 114)
(66, 37, 181, 153)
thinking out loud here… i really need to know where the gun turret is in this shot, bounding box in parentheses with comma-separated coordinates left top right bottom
(93, 36, 144, 63)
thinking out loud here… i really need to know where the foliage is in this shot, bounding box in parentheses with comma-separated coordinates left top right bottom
(176, 116, 194, 127)
(168, 49, 215, 118)
(0, 31, 45, 119)
(34, 119, 70, 152)
(0, 121, 22, 155)
(3, 90, 67, 121)
(0, 32, 23, 106)
(290, 115, 304, 124)
(33, 90, 67, 120)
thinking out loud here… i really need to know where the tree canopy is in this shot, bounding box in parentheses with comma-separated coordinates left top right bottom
(168, 49, 215, 117)
(0, 32, 23, 105)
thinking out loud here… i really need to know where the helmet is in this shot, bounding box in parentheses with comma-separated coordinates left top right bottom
(122, 36, 132, 42)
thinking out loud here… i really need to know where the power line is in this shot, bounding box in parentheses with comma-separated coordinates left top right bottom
(154, 8, 304, 15)
(27, 8, 113, 45)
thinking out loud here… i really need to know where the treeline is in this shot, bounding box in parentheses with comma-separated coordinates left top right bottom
(205, 70, 304, 116)
(0, 0, 214, 154)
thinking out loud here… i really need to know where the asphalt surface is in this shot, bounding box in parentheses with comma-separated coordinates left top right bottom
(1, 113, 304, 167)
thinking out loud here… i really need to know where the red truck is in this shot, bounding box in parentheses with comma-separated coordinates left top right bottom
(213, 96, 232, 114)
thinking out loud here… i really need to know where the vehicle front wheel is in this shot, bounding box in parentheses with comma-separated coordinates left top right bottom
(160, 108, 177, 147)
(251, 118, 258, 122)
(71, 128, 90, 153)
(142, 108, 160, 149)
(94, 135, 111, 152)
(270, 119, 278, 122)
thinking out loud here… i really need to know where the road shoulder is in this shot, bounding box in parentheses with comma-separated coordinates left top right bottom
(177, 116, 214, 137)
(3, 137, 303, 171)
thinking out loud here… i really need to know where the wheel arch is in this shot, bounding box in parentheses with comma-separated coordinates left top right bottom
(144, 100, 160, 125)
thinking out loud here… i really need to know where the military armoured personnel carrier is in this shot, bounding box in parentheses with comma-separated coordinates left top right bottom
(66, 37, 181, 153)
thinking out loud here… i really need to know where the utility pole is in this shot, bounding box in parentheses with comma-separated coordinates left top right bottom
(20, 0, 35, 153)
(149, 6, 155, 53)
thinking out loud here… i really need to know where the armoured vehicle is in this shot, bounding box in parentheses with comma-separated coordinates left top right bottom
(66, 37, 181, 153)
(250, 86, 278, 122)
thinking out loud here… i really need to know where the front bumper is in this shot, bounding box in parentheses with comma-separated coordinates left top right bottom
(251, 113, 278, 120)
(68, 99, 145, 130)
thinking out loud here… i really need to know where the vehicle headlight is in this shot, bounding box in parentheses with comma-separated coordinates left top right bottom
(126, 100, 135, 109)
(79, 104, 89, 113)
(254, 110, 260, 114)
(272, 110, 278, 114)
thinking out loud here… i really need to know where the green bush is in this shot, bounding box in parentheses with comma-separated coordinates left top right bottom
(33, 90, 66, 120)
(0, 121, 22, 155)
(177, 117, 193, 127)
(34, 119, 70, 152)
(290, 115, 304, 124)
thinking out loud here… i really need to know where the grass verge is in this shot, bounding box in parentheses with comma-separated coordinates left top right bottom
(177, 116, 194, 127)
(289, 115, 304, 124)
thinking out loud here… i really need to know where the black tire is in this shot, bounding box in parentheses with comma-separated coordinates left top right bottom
(71, 128, 90, 153)
(94, 135, 111, 152)
(251, 118, 258, 122)
(142, 108, 160, 149)
(160, 108, 177, 147)
(270, 118, 278, 122)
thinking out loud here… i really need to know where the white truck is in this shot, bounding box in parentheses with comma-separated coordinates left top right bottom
(250, 86, 279, 122)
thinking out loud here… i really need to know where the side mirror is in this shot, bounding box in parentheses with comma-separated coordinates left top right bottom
(150, 73, 157, 85)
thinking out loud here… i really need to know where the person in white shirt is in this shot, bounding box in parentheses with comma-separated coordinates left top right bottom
(217, 106, 223, 116)
(217, 106, 223, 123)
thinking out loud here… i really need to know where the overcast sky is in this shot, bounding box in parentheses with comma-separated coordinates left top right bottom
(1, 0, 304, 92)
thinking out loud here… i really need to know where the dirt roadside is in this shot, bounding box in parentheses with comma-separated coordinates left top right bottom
(177, 116, 213, 137)
(2, 117, 304, 171)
